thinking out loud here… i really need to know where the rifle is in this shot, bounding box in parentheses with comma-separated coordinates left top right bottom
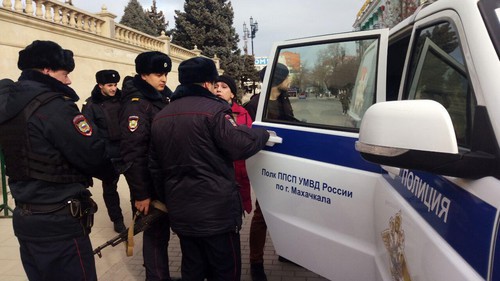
(93, 200, 167, 258)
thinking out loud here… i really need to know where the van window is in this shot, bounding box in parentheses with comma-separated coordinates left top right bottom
(405, 21, 476, 148)
(263, 37, 381, 131)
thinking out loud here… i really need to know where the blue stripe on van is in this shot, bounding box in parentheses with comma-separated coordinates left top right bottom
(383, 170, 495, 279)
(255, 125, 382, 173)
(255, 125, 495, 278)
(492, 228, 500, 280)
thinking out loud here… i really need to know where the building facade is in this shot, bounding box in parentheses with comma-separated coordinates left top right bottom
(353, 0, 426, 30)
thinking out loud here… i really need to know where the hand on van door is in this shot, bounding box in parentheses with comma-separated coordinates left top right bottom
(266, 130, 282, 147)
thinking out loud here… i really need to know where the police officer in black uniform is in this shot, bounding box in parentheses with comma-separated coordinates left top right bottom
(119, 51, 179, 281)
(0, 40, 112, 281)
(149, 57, 270, 281)
(82, 70, 126, 233)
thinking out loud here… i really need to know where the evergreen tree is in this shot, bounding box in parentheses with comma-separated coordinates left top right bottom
(172, 0, 245, 82)
(146, 0, 168, 36)
(241, 54, 259, 92)
(120, 0, 156, 36)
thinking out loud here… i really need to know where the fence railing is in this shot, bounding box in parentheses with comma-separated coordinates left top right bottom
(0, 148, 13, 217)
(2, 0, 106, 35)
(0, 0, 205, 59)
(114, 23, 166, 51)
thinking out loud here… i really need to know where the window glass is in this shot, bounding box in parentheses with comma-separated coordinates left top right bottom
(263, 37, 380, 130)
(406, 22, 476, 148)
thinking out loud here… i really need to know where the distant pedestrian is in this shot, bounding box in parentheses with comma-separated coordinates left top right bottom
(150, 57, 270, 281)
(82, 69, 126, 233)
(339, 89, 350, 115)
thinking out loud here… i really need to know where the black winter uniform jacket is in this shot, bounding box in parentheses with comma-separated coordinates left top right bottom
(119, 75, 171, 201)
(150, 84, 270, 237)
(0, 70, 111, 241)
(82, 85, 122, 160)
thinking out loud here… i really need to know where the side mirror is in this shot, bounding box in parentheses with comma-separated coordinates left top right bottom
(355, 100, 499, 179)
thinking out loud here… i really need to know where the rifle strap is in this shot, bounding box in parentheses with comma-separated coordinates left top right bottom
(126, 211, 139, 257)
(124, 201, 167, 257)
(151, 200, 168, 213)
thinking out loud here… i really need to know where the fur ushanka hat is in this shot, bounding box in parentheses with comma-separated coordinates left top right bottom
(18, 40, 75, 72)
(178, 57, 219, 85)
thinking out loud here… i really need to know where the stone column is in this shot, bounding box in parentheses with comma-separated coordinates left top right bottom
(158, 31, 171, 55)
(96, 4, 116, 39)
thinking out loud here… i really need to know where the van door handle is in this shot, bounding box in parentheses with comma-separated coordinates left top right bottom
(382, 165, 400, 179)
(266, 130, 282, 147)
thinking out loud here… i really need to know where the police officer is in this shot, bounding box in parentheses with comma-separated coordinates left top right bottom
(0, 40, 112, 281)
(119, 51, 179, 281)
(149, 57, 270, 280)
(82, 70, 126, 233)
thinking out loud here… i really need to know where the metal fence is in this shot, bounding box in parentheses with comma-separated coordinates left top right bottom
(0, 148, 13, 217)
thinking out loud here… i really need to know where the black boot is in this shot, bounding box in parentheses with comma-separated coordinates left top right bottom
(250, 262, 267, 281)
(113, 220, 126, 233)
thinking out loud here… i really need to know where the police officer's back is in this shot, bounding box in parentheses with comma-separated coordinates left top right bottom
(0, 40, 110, 281)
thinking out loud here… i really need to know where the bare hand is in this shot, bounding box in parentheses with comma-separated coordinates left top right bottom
(135, 198, 151, 215)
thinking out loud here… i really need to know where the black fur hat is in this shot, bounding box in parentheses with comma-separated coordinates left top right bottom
(18, 40, 75, 72)
(259, 66, 267, 82)
(178, 57, 218, 85)
(216, 74, 237, 95)
(96, 69, 120, 84)
(135, 51, 172, 74)
(259, 63, 289, 86)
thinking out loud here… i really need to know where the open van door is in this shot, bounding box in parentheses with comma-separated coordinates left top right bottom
(246, 29, 389, 280)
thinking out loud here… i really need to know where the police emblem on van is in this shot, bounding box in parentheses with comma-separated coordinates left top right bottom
(381, 211, 412, 281)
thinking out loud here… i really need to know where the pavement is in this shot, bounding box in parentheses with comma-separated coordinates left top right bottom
(0, 175, 330, 281)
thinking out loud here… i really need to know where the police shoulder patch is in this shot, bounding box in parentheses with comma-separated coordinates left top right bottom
(128, 116, 139, 132)
(224, 114, 237, 127)
(73, 114, 93, 136)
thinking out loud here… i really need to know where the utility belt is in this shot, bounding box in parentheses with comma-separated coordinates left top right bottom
(17, 198, 98, 229)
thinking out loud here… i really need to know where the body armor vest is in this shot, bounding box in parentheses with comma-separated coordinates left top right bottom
(0, 92, 89, 183)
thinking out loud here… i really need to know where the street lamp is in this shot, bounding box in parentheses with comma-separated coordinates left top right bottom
(249, 16, 258, 56)
(243, 22, 249, 55)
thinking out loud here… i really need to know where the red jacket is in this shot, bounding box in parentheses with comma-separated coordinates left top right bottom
(232, 102, 253, 213)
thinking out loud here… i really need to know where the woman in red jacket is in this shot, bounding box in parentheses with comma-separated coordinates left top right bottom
(215, 75, 253, 214)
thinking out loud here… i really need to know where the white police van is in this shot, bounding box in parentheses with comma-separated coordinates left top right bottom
(245, 0, 500, 280)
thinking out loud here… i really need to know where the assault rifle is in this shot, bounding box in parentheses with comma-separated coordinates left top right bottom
(93, 200, 167, 258)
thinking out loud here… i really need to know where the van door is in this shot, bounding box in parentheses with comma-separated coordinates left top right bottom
(245, 29, 389, 280)
(357, 4, 500, 281)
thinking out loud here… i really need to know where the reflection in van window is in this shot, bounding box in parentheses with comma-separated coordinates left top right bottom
(406, 22, 476, 148)
(264, 38, 379, 130)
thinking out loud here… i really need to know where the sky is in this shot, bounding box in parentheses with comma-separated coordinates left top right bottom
(72, 0, 367, 58)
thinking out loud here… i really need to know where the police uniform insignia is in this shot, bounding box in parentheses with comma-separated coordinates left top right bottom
(225, 114, 237, 127)
(128, 116, 139, 132)
(73, 115, 93, 136)
(131, 97, 140, 102)
(381, 211, 412, 281)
